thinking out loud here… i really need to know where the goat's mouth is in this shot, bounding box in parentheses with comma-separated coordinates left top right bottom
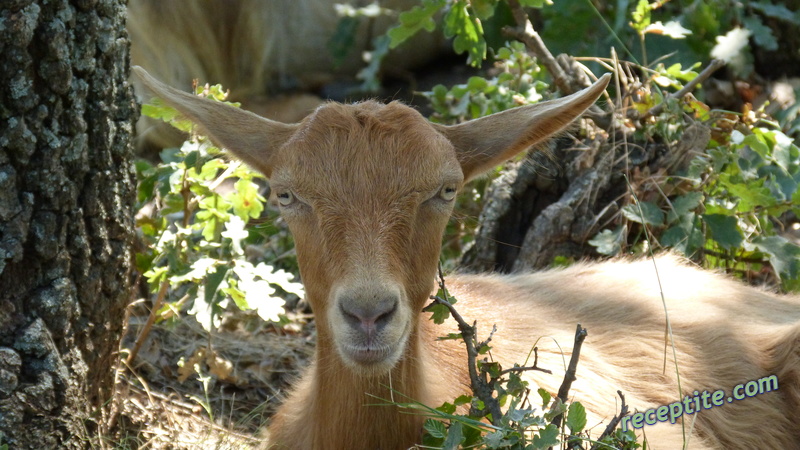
(336, 322, 411, 374)
(344, 345, 393, 365)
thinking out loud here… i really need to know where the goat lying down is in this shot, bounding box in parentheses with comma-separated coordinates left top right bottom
(133, 67, 800, 449)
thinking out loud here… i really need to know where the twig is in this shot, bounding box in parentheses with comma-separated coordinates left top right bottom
(499, 346, 552, 376)
(643, 59, 726, 119)
(425, 290, 503, 423)
(126, 280, 169, 367)
(503, 0, 574, 95)
(589, 391, 630, 450)
(503, 0, 611, 130)
(549, 324, 588, 429)
(425, 264, 551, 425)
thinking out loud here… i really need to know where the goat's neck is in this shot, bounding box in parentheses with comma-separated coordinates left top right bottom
(270, 290, 466, 449)
(303, 324, 432, 449)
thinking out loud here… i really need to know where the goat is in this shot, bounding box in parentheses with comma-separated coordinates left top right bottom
(133, 66, 800, 450)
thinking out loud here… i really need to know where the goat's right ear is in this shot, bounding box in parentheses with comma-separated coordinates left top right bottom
(434, 74, 611, 182)
(133, 66, 299, 177)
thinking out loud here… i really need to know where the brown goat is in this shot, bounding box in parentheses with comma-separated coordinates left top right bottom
(133, 67, 800, 450)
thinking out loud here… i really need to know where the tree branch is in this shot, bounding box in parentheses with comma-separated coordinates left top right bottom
(499, 347, 552, 376)
(589, 391, 630, 450)
(643, 59, 726, 119)
(126, 280, 169, 367)
(503, 0, 574, 95)
(550, 324, 588, 429)
(502, 0, 611, 129)
(425, 264, 552, 425)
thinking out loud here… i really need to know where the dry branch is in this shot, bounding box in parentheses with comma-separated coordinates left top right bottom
(643, 59, 726, 119)
(126, 280, 169, 367)
(590, 391, 630, 450)
(503, 0, 574, 95)
(549, 324, 588, 429)
(424, 264, 551, 425)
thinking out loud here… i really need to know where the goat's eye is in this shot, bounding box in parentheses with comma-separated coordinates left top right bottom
(439, 186, 457, 202)
(277, 191, 295, 207)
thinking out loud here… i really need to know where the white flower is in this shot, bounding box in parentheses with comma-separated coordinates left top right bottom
(645, 21, 691, 39)
(173, 257, 217, 283)
(238, 277, 285, 322)
(255, 263, 305, 297)
(711, 28, 751, 63)
(221, 215, 249, 254)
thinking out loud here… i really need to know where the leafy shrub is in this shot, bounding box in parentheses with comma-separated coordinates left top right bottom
(135, 84, 302, 331)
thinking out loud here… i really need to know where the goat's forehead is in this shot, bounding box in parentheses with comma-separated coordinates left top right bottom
(273, 101, 461, 191)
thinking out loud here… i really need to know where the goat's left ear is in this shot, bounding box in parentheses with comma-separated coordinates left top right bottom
(133, 66, 299, 177)
(434, 74, 611, 181)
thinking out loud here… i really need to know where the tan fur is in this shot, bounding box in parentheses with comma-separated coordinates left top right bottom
(132, 68, 800, 449)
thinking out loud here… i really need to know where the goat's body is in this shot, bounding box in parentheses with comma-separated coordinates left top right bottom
(447, 256, 800, 449)
(266, 256, 800, 449)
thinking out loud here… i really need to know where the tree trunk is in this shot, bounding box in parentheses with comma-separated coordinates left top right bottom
(0, 1, 136, 448)
(461, 123, 706, 272)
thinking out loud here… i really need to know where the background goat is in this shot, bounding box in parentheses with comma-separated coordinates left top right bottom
(134, 66, 800, 450)
(127, 0, 439, 150)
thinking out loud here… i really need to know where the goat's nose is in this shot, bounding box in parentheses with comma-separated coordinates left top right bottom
(339, 296, 398, 335)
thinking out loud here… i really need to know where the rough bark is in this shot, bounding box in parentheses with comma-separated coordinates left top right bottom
(461, 122, 706, 273)
(0, 1, 136, 448)
(461, 134, 616, 272)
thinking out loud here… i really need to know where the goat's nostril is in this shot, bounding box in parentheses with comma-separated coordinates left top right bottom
(374, 302, 397, 326)
(339, 297, 398, 333)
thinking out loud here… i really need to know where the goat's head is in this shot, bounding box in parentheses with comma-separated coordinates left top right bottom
(134, 67, 610, 375)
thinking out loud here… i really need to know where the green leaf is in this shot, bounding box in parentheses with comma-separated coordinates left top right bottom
(588, 225, 626, 256)
(437, 332, 463, 340)
(750, 2, 800, 26)
(741, 133, 771, 161)
(566, 402, 587, 434)
(357, 35, 392, 92)
(743, 15, 778, 51)
(436, 401, 456, 415)
(662, 213, 704, 255)
(428, 302, 451, 324)
(703, 214, 743, 250)
(533, 423, 560, 448)
(630, 0, 651, 34)
(538, 388, 552, 408)
(454, 394, 472, 406)
(750, 235, 800, 284)
(387, 0, 446, 48)
(471, 0, 497, 20)
(622, 201, 665, 226)
(442, 421, 464, 450)
(483, 430, 505, 448)
(726, 181, 775, 212)
(506, 371, 528, 397)
(423, 419, 447, 439)
(162, 193, 185, 215)
(667, 192, 704, 223)
(329, 16, 360, 67)
(519, 0, 550, 6)
(444, 1, 487, 67)
(205, 264, 229, 306)
(223, 285, 249, 310)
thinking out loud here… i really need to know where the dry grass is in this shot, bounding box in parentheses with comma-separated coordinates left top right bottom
(105, 305, 315, 449)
